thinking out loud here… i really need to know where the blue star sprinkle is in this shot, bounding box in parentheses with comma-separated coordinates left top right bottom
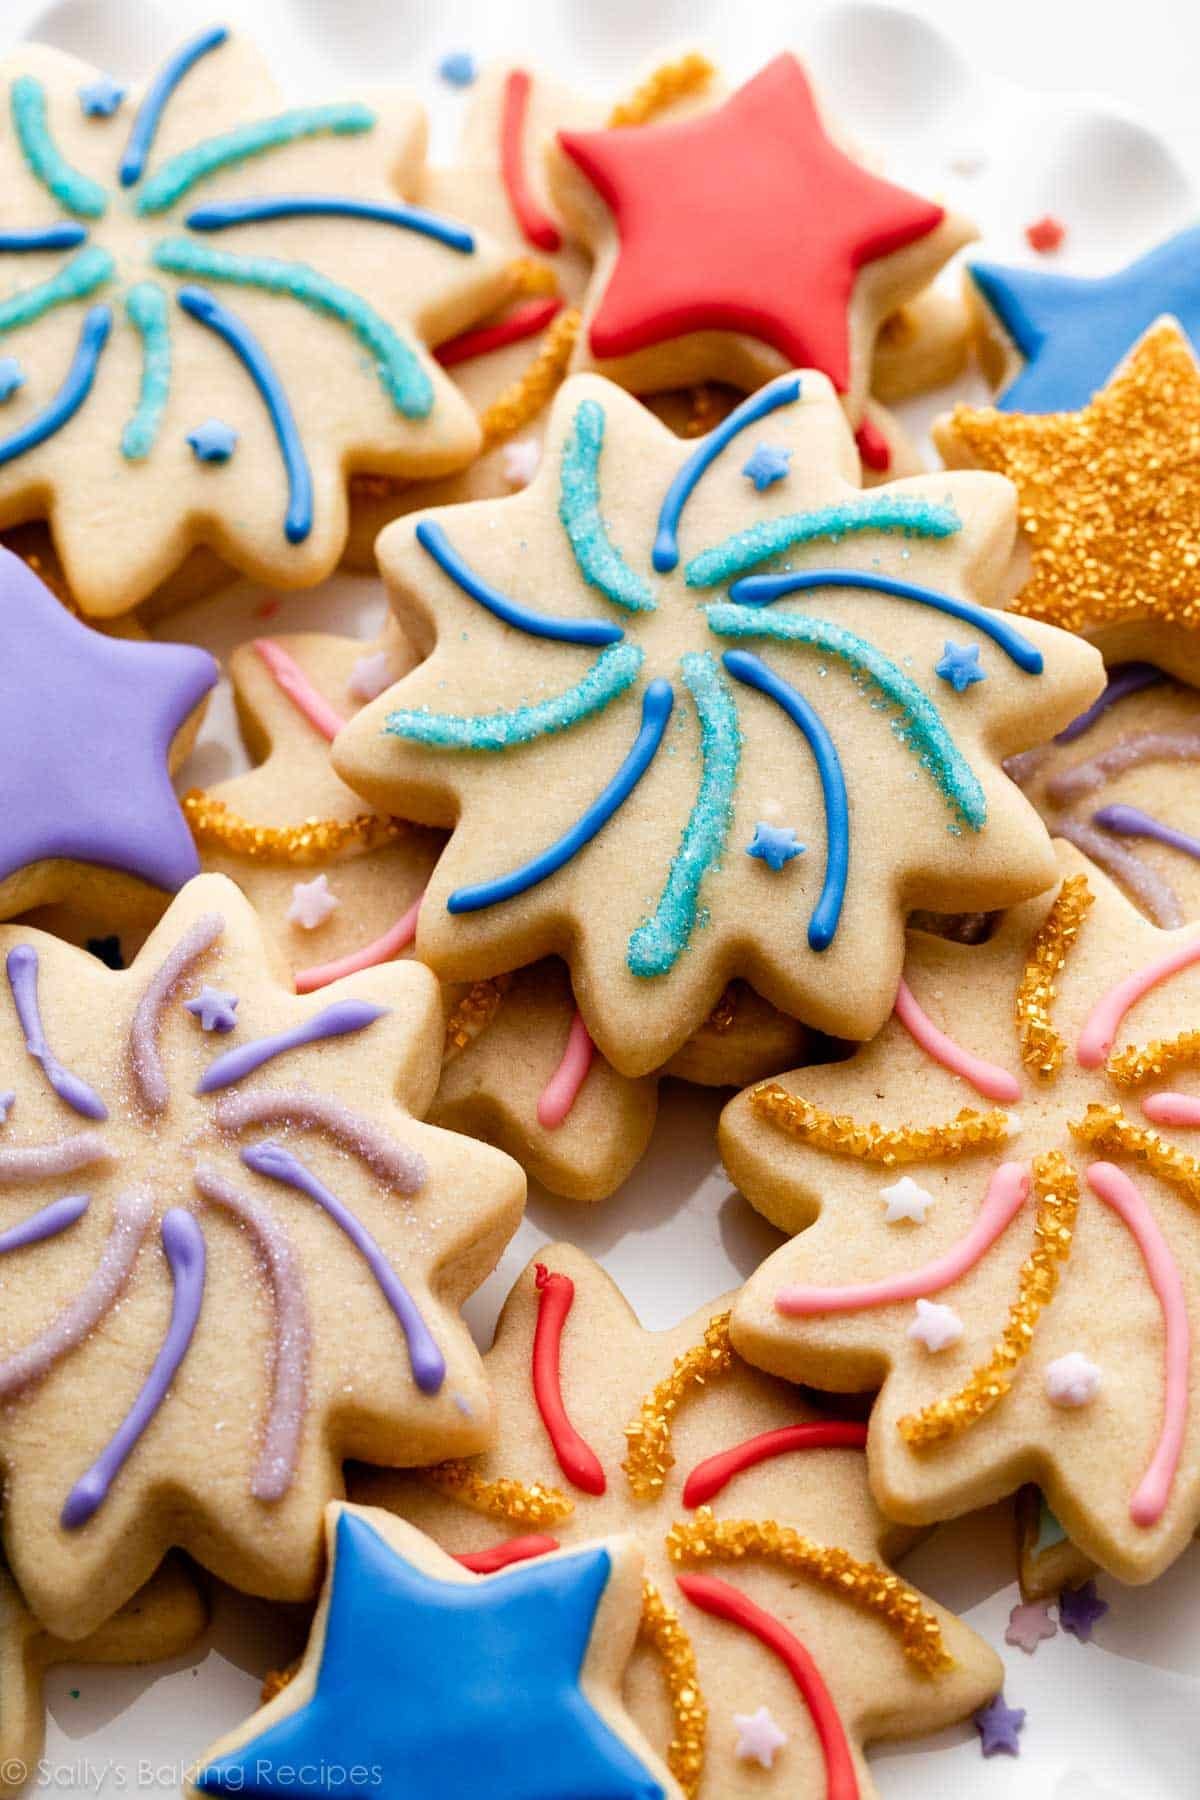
(187, 420, 239, 464)
(196, 1511, 666, 1800)
(78, 76, 126, 118)
(971, 226, 1200, 413)
(934, 641, 985, 693)
(438, 51, 479, 87)
(742, 443, 792, 491)
(746, 821, 805, 871)
(0, 359, 23, 404)
(185, 986, 240, 1034)
(973, 1693, 1025, 1758)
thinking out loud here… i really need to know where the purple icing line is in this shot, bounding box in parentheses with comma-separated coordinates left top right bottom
(241, 1139, 445, 1395)
(195, 999, 389, 1096)
(0, 1131, 110, 1183)
(193, 1162, 310, 1502)
(130, 912, 224, 1115)
(0, 1188, 152, 1401)
(61, 1208, 206, 1529)
(1094, 803, 1200, 862)
(6, 946, 107, 1119)
(1055, 662, 1166, 744)
(0, 1192, 89, 1252)
(1047, 732, 1200, 807)
(212, 1090, 427, 1194)
(1053, 817, 1183, 928)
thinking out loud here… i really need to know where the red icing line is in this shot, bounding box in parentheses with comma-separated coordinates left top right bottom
(500, 69, 562, 253)
(436, 296, 563, 369)
(293, 891, 424, 995)
(854, 418, 891, 471)
(454, 1534, 560, 1574)
(1025, 214, 1066, 254)
(536, 1008, 595, 1129)
(532, 1263, 606, 1495)
(682, 1421, 868, 1509)
(253, 639, 345, 744)
(678, 1573, 860, 1800)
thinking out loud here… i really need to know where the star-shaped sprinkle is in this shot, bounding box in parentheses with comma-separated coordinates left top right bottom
(184, 985, 240, 1034)
(0, 1092, 13, 1123)
(733, 1705, 787, 1768)
(1059, 1580, 1108, 1644)
(1044, 1351, 1101, 1409)
(746, 822, 805, 872)
(881, 1175, 933, 1224)
(348, 650, 398, 705)
(1005, 1599, 1056, 1654)
(501, 437, 541, 487)
(287, 874, 339, 930)
(742, 445, 792, 491)
(935, 641, 985, 693)
(1025, 215, 1065, 255)
(187, 420, 239, 465)
(438, 51, 478, 87)
(974, 1693, 1025, 1757)
(0, 358, 23, 403)
(86, 935, 124, 970)
(77, 75, 126, 117)
(908, 1299, 964, 1353)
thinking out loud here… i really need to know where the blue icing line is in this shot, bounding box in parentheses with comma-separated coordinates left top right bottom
(448, 679, 673, 913)
(729, 567, 1044, 674)
(559, 398, 656, 613)
(417, 518, 623, 646)
(0, 224, 87, 251)
(0, 245, 115, 335)
(0, 303, 111, 471)
(386, 642, 642, 751)
(119, 24, 229, 189)
(653, 373, 803, 573)
(154, 237, 432, 419)
(136, 102, 377, 215)
(10, 76, 107, 219)
(708, 603, 987, 831)
(626, 652, 740, 979)
(121, 282, 171, 461)
(685, 496, 962, 588)
(186, 194, 475, 256)
(176, 285, 312, 543)
(723, 649, 848, 951)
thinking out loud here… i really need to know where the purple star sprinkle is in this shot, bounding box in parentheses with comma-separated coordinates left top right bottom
(974, 1693, 1025, 1757)
(184, 986, 240, 1034)
(1059, 1579, 1108, 1643)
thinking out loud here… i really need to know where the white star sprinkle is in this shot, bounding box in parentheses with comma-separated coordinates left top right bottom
(501, 437, 541, 487)
(733, 1706, 787, 1769)
(881, 1175, 933, 1224)
(288, 874, 339, 931)
(908, 1298, 964, 1352)
(1044, 1351, 1102, 1408)
(348, 650, 397, 705)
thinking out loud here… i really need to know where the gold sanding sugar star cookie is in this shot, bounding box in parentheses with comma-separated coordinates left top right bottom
(0, 27, 513, 616)
(727, 839, 1200, 1584)
(332, 366, 1103, 1075)
(0, 874, 525, 1641)
(346, 1247, 1001, 1799)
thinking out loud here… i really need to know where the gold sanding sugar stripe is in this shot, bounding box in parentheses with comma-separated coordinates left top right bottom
(261, 1658, 301, 1703)
(623, 1314, 734, 1500)
(640, 1579, 706, 1799)
(443, 976, 511, 1058)
(1107, 1028, 1200, 1088)
(607, 52, 717, 127)
(182, 791, 407, 863)
(504, 255, 560, 298)
(1070, 1104, 1200, 1205)
(478, 308, 581, 448)
(422, 1459, 574, 1527)
(666, 1510, 952, 1676)
(704, 986, 737, 1034)
(749, 1082, 1011, 1166)
(1014, 874, 1094, 1080)
(898, 1152, 1079, 1449)
(681, 386, 725, 438)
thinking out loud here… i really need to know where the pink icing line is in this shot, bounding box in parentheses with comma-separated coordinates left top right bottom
(893, 978, 1021, 1104)
(130, 913, 224, 1115)
(536, 1009, 595, 1130)
(1077, 935, 1200, 1068)
(1143, 1093, 1200, 1128)
(1086, 1161, 1189, 1528)
(293, 893, 424, 995)
(775, 1162, 1029, 1317)
(253, 639, 346, 744)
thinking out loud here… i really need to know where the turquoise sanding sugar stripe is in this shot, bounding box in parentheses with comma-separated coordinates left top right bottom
(685, 495, 962, 588)
(121, 282, 171, 461)
(708, 603, 987, 830)
(135, 102, 377, 215)
(10, 77, 107, 218)
(558, 398, 656, 613)
(627, 651, 741, 978)
(119, 25, 230, 189)
(0, 245, 114, 335)
(0, 304, 111, 469)
(385, 641, 644, 750)
(1034, 1493, 1068, 1556)
(153, 237, 433, 419)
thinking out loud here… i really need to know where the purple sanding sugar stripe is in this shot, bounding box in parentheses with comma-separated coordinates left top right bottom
(0, 1131, 109, 1183)
(1054, 817, 1183, 928)
(130, 912, 224, 1115)
(61, 1208, 205, 1529)
(1003, 744, 1052, 788)
(212, 1089, 427, 1194)
(241, 1139, 445, 1394)
(6, 945, 107, 1119)
(0, 1192, 89, 1252)
(1055, 662, 1165, 744)
(1047, 732, 1200, 806)
(195, 998, 389, 1095)
(1094, 804, 1200, 862)
(0, 1188, 153, 1400)
(193, 1162, 309, 1501)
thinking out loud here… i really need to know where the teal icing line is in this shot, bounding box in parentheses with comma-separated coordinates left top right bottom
(684, 496, 962, 588)
(121, 282, 171, 461)
(135, 102, 376, 216)
(708, 603, 987, 831)
(558, 398, 656, 613)
(10, 76, 107, 219)
(152, 237, 433, 419)
(0, 245, 115, 335)
(626, 650, 740, 978)
(385, 641, 643, 750)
